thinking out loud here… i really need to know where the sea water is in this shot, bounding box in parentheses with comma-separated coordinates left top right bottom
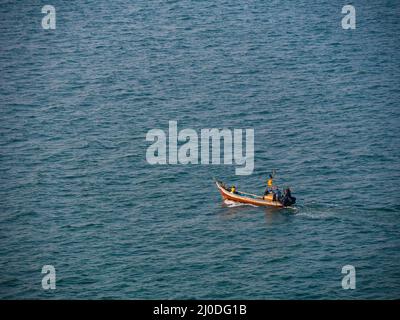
(0, 1, 399, 299)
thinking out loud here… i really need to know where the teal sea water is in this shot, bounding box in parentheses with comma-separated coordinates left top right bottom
(0, 1, 399, 299)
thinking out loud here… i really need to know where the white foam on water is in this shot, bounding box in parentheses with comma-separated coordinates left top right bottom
(295, 202, 340, 219)
(223, 199, 258, 208)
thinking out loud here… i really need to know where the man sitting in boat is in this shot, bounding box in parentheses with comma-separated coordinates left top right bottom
(274, 188, 282, 201)
(230, 185, 237, 194)
(283, 187, 295, 205)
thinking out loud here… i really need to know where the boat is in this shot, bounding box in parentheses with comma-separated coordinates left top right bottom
(215, 180, 296, 208)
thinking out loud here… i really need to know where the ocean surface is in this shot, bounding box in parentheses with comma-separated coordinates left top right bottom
(1, 1, 399, 299)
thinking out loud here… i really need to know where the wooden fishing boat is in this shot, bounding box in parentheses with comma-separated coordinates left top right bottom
(215, 180, 295, 208)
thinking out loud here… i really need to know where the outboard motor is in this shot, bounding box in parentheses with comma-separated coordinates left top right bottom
(282, 195, 296, 206)
(281, 188, 296, 206)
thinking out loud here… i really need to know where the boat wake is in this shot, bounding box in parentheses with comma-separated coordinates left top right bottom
(223, 199, 258, 208)
(294, 201, 341, 220)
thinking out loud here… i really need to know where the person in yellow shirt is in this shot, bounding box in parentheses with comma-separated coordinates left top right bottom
(230, 185, 237, 194)
(264, 174, 274, 195)
(267, 174, 273, 188)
